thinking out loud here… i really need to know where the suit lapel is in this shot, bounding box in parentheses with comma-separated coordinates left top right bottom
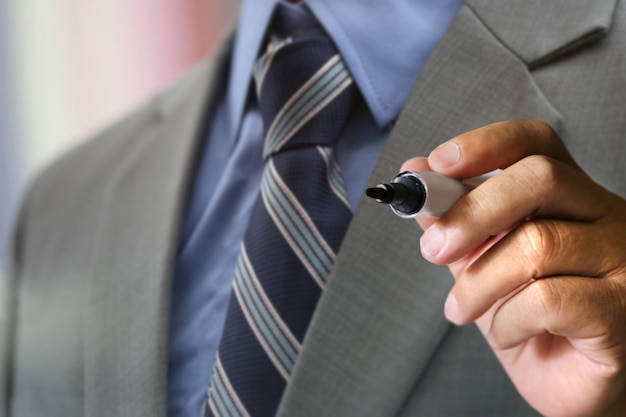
(467, 0, 617, 67)
(278, 2, 615, 415)
(83, 41, 231, 416)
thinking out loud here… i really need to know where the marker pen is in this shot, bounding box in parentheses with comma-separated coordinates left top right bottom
(365, 171, 488, 218)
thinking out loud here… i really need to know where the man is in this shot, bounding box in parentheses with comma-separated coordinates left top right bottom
(3, 0, 626, 416)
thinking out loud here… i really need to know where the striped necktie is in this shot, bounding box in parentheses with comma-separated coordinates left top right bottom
(204, 30, 355, 417)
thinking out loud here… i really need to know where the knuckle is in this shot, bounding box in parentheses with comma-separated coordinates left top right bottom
(461, 189, 493, 223)
(527, 279, 563, 323)
(519, 154, 560, 185)
(518, 221, 561, 278)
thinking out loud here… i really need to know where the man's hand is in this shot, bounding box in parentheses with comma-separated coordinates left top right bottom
(402, 120, 626, 417)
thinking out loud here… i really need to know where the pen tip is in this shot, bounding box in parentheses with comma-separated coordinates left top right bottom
(365, 185, 390, 202)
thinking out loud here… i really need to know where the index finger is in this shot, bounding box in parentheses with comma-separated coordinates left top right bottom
(428, 119, 580, 179)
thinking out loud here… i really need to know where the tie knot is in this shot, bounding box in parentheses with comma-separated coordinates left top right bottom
(254, 33, 355, 160)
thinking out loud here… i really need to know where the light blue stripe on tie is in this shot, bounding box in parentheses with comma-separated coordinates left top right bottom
(234, 254, 298, 374)
(263, 166, 334, 279)
(209, 356, 249, 417)
(318, 146, 350, 209)
(253, 37, 291, 99)
(237, 254, 299, 357)
(253, 53, 272, 99)
(211, 373, 237, 417)
(264, 58, 350, 157)
(262, 165, 334, 284)
(210, 369, 240, 417)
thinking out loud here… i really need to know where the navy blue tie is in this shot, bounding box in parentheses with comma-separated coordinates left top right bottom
(204, 29, 355, 417)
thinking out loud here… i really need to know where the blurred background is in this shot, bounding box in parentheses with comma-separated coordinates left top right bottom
(0, 0, 241, 269)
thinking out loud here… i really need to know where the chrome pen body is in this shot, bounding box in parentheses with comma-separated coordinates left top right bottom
(365, 171, 482, 218)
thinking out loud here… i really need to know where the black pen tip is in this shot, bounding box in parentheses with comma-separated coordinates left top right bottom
(365, 185, 392, 203)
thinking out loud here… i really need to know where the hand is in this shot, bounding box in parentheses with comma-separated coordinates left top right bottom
(402, 120, 626, 417)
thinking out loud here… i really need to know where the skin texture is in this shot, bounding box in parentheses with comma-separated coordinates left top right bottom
(401, 120, 626, 417)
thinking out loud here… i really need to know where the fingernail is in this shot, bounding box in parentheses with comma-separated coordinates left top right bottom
(431, 142, 460, 168)
(444, 292, 460, 324)
(421, 225, 445, 258)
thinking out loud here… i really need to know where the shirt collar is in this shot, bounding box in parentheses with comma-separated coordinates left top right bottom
(227, 0, 464, 134)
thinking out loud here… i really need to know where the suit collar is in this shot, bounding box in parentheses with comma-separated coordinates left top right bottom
(467, 0, 617, 67)
(277, 1, 614, 414)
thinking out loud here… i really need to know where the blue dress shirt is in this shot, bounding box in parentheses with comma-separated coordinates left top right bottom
(168, 0, 465, 415)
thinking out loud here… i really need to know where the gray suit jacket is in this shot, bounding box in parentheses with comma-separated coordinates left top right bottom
(3, 1, 625, 416)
